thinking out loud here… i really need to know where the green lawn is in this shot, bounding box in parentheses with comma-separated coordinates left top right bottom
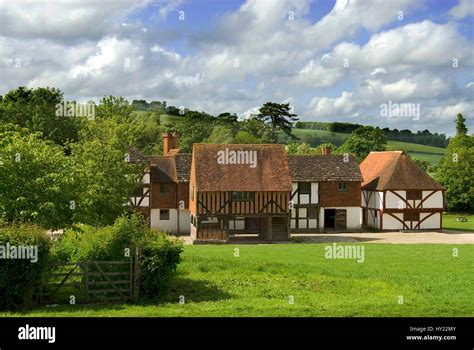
(2, 244, 473, 317)
(443, 213, 474, 232)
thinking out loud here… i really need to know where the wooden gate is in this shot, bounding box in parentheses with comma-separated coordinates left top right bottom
(40, 260, 137, 305)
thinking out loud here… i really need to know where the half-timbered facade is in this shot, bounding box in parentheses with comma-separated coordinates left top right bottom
(129, 133, 192, 234)
(288, 153, 363, 231)
(360, 151, 445, 230)
(189, 144, 292, 242)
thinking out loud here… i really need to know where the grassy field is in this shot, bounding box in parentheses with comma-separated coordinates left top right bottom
(443, 213, 474, 232)
(290, 128, 445, 166)
(3, 244, 473, 317)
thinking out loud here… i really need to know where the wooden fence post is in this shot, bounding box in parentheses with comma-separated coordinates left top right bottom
(133, 246, 141, 301)
(84, 262, 89, 303)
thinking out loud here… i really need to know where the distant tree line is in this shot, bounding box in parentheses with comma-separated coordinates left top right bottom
(295, 121, 449, 148)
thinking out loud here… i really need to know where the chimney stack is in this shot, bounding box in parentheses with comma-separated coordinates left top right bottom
(322, 146, 331, 155)
(162, 132, 180, 155)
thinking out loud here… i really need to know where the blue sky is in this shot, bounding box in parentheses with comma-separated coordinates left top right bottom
(0, 0, 473, 135)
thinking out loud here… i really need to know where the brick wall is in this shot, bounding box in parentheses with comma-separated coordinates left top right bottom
(319, 181, 361, 207)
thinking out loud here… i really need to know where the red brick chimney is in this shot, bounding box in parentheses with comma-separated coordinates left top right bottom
(162, 132, 180, 155)
(322, 146, 331, 155)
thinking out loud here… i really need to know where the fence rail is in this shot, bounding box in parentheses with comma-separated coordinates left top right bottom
(39, 258, 139, 305)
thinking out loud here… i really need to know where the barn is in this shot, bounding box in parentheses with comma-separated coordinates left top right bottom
(360, 151, 445, 230)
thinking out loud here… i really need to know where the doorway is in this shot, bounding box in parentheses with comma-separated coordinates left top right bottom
(324, 209, 336, 229)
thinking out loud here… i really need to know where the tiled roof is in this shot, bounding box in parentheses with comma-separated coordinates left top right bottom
(149, 156, 176, 183)
(128, 147, 149, 164)
(359, 151, 444, 190)
(288, 155, 363, 182)
(192, 144, 292, 191)
(149, 154, 191, 183)
(174, 154, 192, 182)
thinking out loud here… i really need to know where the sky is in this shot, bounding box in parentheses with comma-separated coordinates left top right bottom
(0, 0, 473, 135)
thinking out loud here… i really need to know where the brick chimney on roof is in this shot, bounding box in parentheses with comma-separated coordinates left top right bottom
(322, 146, 331, 155)
(162, 132, 180, 155)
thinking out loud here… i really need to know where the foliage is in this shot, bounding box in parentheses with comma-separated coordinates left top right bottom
(0, 224, 52, 310)
(296, 121, 449, 148)
(256, 102, 299, 142)
(70, 118, 143, 226)
(0, 124, 75, 228)
(0, 87, 85, 146)
(412, 158, 431, 172)
(436, 133, 474, 212)
(456, 113, 468, 136)
(206, 125, 235, 144)
(338, 126, 387, 161)
(53, 215, 183, 297)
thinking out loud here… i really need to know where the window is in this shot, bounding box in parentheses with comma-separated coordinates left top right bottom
(339, 182, 348, 192)
(308, 207, 318, 219)
(404, 212, 420, 221)
(245, 218, 259, 231)
(406, 190, 422, 200)
(160, 184, 167, 195)
(298, 182, 311, 194)
(232, 192, 255, 201)
(159, 209, 170, 220)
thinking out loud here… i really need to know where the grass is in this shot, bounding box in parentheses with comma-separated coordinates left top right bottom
(443, 213, 474, 232)
(2, 244, 473, 317)
(289, 128, 446, 166)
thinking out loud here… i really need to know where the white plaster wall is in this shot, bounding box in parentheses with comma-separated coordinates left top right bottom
(423, 191, 443, 208)
(382, 213, 403, 230)
(151, 208, 178, 233)
(178, 209, 191, 234)
(386, 191, 406, 209)
(420, 213, 441, 229)
(311, 183, 319, 204)
(291, 183, 298, 204)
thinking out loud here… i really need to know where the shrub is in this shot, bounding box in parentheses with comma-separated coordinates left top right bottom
(0, 225, 51, 310)
(53, 214, 183, 298)
(139, 231, 183, 298)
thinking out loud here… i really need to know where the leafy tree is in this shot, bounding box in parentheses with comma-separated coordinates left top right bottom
(0, 87, 85, 146)
(234, 131, 262, 144)
(255, 102, 299, 142)
(338, 126, 387, 161)
(412, 158, 430, 172)
(130, 112, 165, 154)
(206, 125, 235, 144)
(239, 117, 271, 142)
(456, 113, 468, 136)
(216, 113, 240, 133)
(436, 115, 473, 212)
(174, 111, 215, 152)
(0, 124, 75, 228)
(70, 119, 143, 226)
(96, 96, 133, 123)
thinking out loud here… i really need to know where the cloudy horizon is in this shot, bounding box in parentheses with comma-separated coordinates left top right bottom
(0, 0, 473, 135)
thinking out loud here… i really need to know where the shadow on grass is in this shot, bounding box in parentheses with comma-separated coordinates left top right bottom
(8, 277, 231, 316)
(166, 277, 232, 303)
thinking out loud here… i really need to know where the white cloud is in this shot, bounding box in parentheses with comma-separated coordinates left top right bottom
(449, 0, 474, 19)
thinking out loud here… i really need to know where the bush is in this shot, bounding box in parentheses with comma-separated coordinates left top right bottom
(139, 232, 183, 298)
(53, 214, 183, 298)
(0, 225, 51, 310)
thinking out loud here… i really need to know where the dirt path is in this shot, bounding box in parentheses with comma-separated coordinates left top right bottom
(292, 231, 474, 244)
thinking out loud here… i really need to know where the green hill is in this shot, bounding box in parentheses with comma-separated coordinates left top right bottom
(289, 128, 445, 166)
